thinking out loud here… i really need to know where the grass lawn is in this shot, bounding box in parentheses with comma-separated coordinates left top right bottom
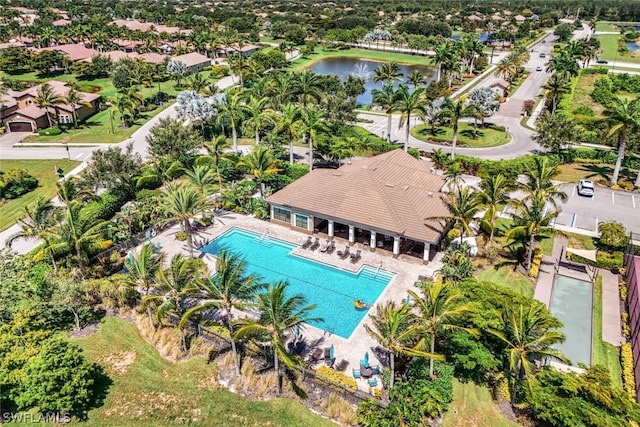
(593, 276, 624, 388)
(596, 22, 620, 32)
(597, 34, 640, 64)
(410, 123, 510, 148)
(476, 264, 535, 298)
(23, 102, 174, 144)
(441, 380, 519, 427)
(0, 159, 80, 231)
(571, 73, 605, 116)
(70, 317, 334, 427)
(555, 163, 637, 185)
(290, 47, 434, 71)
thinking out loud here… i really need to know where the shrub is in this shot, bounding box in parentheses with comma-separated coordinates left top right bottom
(175, 231, 187, 241)
(315, 365, 358, 391)
(38, 127, 63, 136)
(0, 168, 38, 199)
(573, 105, 595, 116)
(79, 187, 131, 223)
(621, 343, 635, 399)
(598, 221, 629, 249)
(620, 280, 628, 302)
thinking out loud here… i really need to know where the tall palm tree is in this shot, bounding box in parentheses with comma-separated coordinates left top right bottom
(180, 250, 263, 375)
(518, 157, 567, 209)
(427, 186, 483, 240)
(478, 174, 514, 246)
(431, 42, 455, 82)
(291, 70, 323, 106)
(241, 96, 276, 145)
(406, 69, 424, 88)
(372, 61, 402, 85)
(215, 89, 245, 152)
(195, 135, 233, 185)
(6, 198, 60, 270)
(55, 178, 97, 209)
(184, 164, 218, 197)
(237, 145, 282, 198)
(276, 103, 302, 164)
(34, 83, 63, 129)
(299, 105, 327, 170)
(602, 97, 640, 185)
(371, 82, 398, 142)
(64, 89, 92, 128)
(390, 85, 427, 152)
(437, 97, 481, 159)
(487, 303, 567, 405)
(364, 301, 439, 388)
(143, 254, 202, 351)
(546, 50, 580, 77)
(543, 72, 571, 114)
(159, 182, 212, 257)
(186, 72, 209, 94)
(126, 243, 165, 329)
(266, 73, 295, 106)
(409, 279, 478, 377)
(235, 281, 322, 395)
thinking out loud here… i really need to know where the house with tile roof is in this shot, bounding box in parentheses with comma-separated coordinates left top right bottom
(171, 52, 211, 73)
(266, 150, 450, 262)
(3, 81, 100, 132)
(35, 43, 99, 62)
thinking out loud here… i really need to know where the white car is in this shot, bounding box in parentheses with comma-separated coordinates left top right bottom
(536, 65, 543, 71)
(577, 179, 594, 197)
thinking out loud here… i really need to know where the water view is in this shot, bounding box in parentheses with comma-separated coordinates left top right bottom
(308, 57, 436, 105)
(626, 41, 640, 52)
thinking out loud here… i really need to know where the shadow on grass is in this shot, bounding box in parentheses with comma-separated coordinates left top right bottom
(460, 129, 485, 139)
(577, 164, 635, 181)
(415, 127, 446, 137)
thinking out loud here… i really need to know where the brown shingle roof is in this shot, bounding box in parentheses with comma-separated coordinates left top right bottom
(266, 150, 449, 244)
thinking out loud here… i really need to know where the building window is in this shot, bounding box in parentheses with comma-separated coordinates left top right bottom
(295, 214, 308, 230)
(59, 114, 71, 124)
(273, 207, 291, 223)
(27, 99, 33, 105)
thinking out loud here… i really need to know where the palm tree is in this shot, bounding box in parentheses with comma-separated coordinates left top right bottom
(427, 186, 483, 240)
(371, 82, 398, 142)
(235, 281, 322, 395)
(241, 96, 276, 145)
(195, 135, 233, 185)
(184, 164, 218, 197)
(390, 85, 427, 152)
(126, 243, 165, 329)
(34, 83, 63, 129)
(364, 301, 439, 388)
(180, 250, 263, 375)
(6, 198, 60, 270)
(546, 50, 580, 77)
(437, 97, 481, 159)
(55, 178, 97, 208)
(215, 89, 245, 152)
(186, 72, 209, 94)
(602, 97, 640, 185)
(299, 105, 327, 170)
(143, 254, 201, 351)
(372, 61, 402, 85)
(487, 303, 567, 404)
(64, 89, 92, 128)
(237, 145, 282, 198)
(276, 104, 302, 164)
(518, 157, 567, 209)
(116, 95, 134, 127)
(478, 174, 514, 246)
(406, 69, 424, 88)
(291, 70, 323, 106)
(543, 72, 571, 114)
(431, 42, 455, 82)
(159, 182, 212, 257)
(409, 279, 478, 377)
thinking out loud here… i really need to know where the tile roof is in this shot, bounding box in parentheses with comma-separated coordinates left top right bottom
(10, 105, 46, 119)
(12, 81, 100, 105)
(37, 43, 98, 61)
(266, 150, 450, 244)
(171, 52, 211, 67)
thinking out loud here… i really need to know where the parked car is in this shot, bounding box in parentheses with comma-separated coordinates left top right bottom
(596, 59, 609, 64)
(577, 179, 594, 197)
(536, 65, 543, 71)
(539, 53, 546, 58)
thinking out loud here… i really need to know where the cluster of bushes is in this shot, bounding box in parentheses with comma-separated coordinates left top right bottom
(315, 365, 358, 391)
(621, 343, 635, 399)
(0, 168, 38, 199)
(38, 127, 64, 136)
(80, 187, 133, 225)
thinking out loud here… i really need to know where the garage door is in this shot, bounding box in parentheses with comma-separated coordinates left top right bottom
(8, 122, 33, 132)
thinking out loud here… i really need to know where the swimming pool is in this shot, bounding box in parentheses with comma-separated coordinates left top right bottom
(200, 228, 395, 339)
(549, 275, 593, 366)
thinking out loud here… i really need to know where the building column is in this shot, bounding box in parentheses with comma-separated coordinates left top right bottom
(370, 231, 377, 251)
(348, 225, 355, 245)
(393, 236, 400, 257)
(328, 220, 334, 239)
(423, 243, 431, 263)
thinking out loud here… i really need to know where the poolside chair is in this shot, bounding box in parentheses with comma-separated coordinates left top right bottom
(323, 347, 335, 366)
(326, 241, 336, 254)
(301, 236, 312, 249)
(350, 249, 362, 263)
(340, 246, 351, 259)
(368, 378, 378, 387)
(352, 368, 362, 379)
(310, 237, 321, 250)
(371, 364, 380, 375)
(153, 242, 162, 253)
(335, 359, 349, 372)
(308, 348, 323, 363)
(319, 240, 330, 252)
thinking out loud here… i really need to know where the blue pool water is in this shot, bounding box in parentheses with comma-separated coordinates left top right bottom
(200, 228, 395, 339)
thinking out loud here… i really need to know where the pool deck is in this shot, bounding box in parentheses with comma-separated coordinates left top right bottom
(146, 211, 444, 392)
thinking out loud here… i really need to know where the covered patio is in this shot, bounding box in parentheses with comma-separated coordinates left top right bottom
(266, 150, 450, 263)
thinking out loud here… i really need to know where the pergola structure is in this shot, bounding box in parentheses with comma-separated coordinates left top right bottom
(266, 150, 450, 262)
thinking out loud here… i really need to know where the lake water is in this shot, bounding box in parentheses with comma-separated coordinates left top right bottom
(626, 41, 639, 52)
(308, 57, 436, 105)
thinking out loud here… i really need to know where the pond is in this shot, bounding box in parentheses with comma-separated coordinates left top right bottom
(626, 41, 639, 52)
(307, 57, 436, 105)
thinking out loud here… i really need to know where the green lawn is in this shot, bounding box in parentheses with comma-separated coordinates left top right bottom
(555, 163, 637, 185)
(411, 123, 510, 148)
(66, 317, 334, 427)
(290, 47, 434, 71)
(23, 102, 174, 144)
(597, 34, 640, 64)
(476, 264, 535, 298)
(593, 276, 624, 389)
(595, 22, 620, 32)
(441, 380, 519, 427)
(0, 159, 80, 231)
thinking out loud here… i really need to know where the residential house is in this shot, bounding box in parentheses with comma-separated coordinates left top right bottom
(36, 43, 99, 62)
(490, 79, 510, 97)
(112, 38, 144, 53)
(4, 80, 100, 132)
(171, 52, 211, 73)
(215, 44, 259, 59)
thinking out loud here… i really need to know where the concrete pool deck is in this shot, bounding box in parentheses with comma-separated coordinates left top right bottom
(143, 211, 444, 391)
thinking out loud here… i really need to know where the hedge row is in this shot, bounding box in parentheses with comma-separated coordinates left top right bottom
(79, 186, 133, 225)
(315, 365, 358, 391)
(621, 343, 635, 400)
